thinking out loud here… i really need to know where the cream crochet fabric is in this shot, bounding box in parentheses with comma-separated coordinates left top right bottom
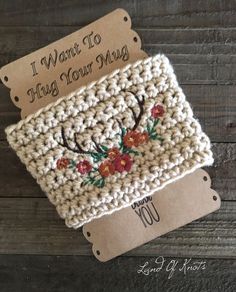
(5, 54, 213, 229)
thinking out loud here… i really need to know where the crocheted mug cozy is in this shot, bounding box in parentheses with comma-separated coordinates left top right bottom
(5, 54, 214, 229)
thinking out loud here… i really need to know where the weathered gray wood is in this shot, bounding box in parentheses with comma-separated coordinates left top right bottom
(0, 141, 44, 198)
(0, 255, 235, 292)
(0, 198, 235, 257)
(0, 141, 235, 200)
(1, 84, 235, 142)
(0, 26, 236, 86)
(1, 26, 236, 55)
(1, 27, 236, 84)
(207, 143, 236, 200)
(0, 1, 235, 291)
(0, 0, 236, 28)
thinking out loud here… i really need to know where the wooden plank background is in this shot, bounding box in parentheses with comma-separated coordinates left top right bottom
(0, 1, 235, 291)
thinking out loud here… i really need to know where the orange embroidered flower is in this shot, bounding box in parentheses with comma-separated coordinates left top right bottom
(123, 131, 139, 148)
(114, 154, 133, 173)
(56, 158, 69, 170)
(107, 147, 120, 160)
(136, 132, 149, 145)
(151, 104, 164, 119)
(99, 160, 115, 177)
(76, 160, 92, 175)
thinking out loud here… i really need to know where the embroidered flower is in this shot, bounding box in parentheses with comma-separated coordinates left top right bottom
(136, 132, 149, 145)
(76, 160, 92, 175)
(56, 158, 69, 170)
(107, 147, 120, 161)
(123, 131, 139, 148)
(151, 104, 164, 119)
(99, 160, 115, 177)
(114, 154, 133, 173)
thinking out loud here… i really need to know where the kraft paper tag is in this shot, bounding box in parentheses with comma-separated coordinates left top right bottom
(83, 169, 221, 261)
(1, 9, 220, 262)
(0, 8, 147, 118)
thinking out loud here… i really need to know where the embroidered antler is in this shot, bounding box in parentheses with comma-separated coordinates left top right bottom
(128, 91, 145, 131)
(91, 137, 104, 153)
(59, 126, 90, 154)
(59, 126, 106, 156)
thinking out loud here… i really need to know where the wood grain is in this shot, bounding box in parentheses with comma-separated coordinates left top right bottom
(0, 198, 235, 257)
(0, 255, 235, 292)
(0, 0, 236, 28)
(0, 2, 235, 290)
(1, 26, 236, 56)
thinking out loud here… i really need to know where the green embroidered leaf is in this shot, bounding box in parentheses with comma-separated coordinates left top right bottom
(122, 147, 128, 153)
(122, 147, 139, 156)
(153, 118, 159, 127)
(151, 134, 164, 141)
(128, 149, 139, 156)
(147, 121, 151, 134)
(93, 180, 100, 187)
(100, 145, 108, 152)
(89, 176, 95, 182)
(118, 128, 127, 151)
(93, 177, 105, 188)
(100, 178, 105, 188)
(81, 180, 90, 187)
(69, 159, 76, 168)
(150, 133, 158, 139)
(91, 156, 99, 163)
(119, 142, 124, 152)
(121, 127, 126, 137)
(147, 118, 160, 137)
(91, 152, 105, 163)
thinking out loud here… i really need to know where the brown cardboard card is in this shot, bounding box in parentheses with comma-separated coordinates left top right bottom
(0, 8, 147, 118)
(83, 169, 221, 262)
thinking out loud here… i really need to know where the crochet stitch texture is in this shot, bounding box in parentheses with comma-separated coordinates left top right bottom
(5, 54, 214, 229)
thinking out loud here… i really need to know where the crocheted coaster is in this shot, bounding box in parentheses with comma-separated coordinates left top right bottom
(5, 54, 214, 229)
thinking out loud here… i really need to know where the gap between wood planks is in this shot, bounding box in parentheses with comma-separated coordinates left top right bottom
(0, 0, 236, 28)
(0, 254, 235, 292)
